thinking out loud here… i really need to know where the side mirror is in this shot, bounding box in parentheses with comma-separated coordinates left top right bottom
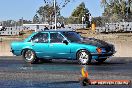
(63, 40, 68, 45)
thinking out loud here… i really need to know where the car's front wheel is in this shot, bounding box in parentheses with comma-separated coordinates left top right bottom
(22, 49, 37, 64)
(77, 50, 91, 65)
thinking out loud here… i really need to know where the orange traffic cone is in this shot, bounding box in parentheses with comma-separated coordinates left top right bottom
(80, 67, 90, 86)
(79, 67, 131, 86)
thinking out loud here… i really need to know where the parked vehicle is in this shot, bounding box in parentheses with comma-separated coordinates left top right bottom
(10, 30, 116, 64)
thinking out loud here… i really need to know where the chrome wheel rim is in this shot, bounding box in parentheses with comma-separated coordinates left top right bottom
(79, 51, 89, 64)
(25, 50, 34, 61)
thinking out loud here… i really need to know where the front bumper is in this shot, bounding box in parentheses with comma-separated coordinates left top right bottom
(91, 51, 116, 59)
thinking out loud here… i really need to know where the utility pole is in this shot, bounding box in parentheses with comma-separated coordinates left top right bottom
(54, 0, 57, 30)
(21, 17, 23, 26)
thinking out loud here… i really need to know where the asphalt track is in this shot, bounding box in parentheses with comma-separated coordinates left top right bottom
(0, 56, 132, 88)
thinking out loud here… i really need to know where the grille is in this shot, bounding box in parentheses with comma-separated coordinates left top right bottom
(102, 45, 114, 53)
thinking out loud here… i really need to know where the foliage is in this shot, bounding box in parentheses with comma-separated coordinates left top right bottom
(44, 0, 71, 10)
(36, 4, 60, 24)
(70, 2, 90, 24)
(92, 16, 109, 27)
(0, 19, 32, 27)
(33, 0, 73, 24)
(101, 0, 132, 22)
(33, 14, 40, 23)
(1, 20, 15, 27)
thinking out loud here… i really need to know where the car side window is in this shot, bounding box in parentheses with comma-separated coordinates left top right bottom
(50, 33, 64, 43)
(30, 33, 48, 43)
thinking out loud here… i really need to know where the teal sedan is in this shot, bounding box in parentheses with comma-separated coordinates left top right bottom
(11, 30, 116, 64)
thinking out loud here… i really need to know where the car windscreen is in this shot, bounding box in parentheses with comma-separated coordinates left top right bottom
(62, 31, 82, 42)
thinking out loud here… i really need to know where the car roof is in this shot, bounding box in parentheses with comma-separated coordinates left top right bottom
(39, 29, 76, 32)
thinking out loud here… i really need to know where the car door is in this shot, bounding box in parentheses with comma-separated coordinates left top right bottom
(29, 32, 51, 58)
(49, 32, 71, 59)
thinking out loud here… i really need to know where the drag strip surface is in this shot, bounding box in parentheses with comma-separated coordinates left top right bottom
(0, 56, 132, 88)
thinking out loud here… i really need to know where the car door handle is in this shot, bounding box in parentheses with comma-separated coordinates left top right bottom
(32, 44, 35, 46)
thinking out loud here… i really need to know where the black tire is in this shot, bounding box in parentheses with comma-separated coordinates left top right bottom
(22, 49, 37, 64)
(80, 78, 87, 86)
(77, 50, 91, 65)
(96, 58, 107, 63)
(40, 59, 52, 63)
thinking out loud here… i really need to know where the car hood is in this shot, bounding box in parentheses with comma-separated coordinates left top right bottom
(75, 38, 115, 53)
(78, 38, 111, 48)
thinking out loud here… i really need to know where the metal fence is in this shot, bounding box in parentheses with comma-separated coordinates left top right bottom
(0, 26, 33, 36)
(96, 22, 132, 33)
(66, 24, 87, 29)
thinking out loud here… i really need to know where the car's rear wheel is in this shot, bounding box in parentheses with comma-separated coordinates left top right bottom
(96, 58, 107, 63)
(77, 50, 91, 65)
(22, 49, 37, 64)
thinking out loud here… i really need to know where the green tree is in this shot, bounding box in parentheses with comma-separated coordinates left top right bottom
(43, 0, 71, 10)
(101, 0, 132, 22)
(100, 0, 109, 8)
(34, 0, 73, 24)
(36, 4, 60, 24)
(72, 2, 89, 23)
(33, 14, 40, 23)
(69, 2, 90, 24)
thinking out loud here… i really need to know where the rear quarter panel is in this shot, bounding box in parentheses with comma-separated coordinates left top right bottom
(11, 41, 24, 56)
(11, 32, 37, 56)
(11, 42, 34, 56)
